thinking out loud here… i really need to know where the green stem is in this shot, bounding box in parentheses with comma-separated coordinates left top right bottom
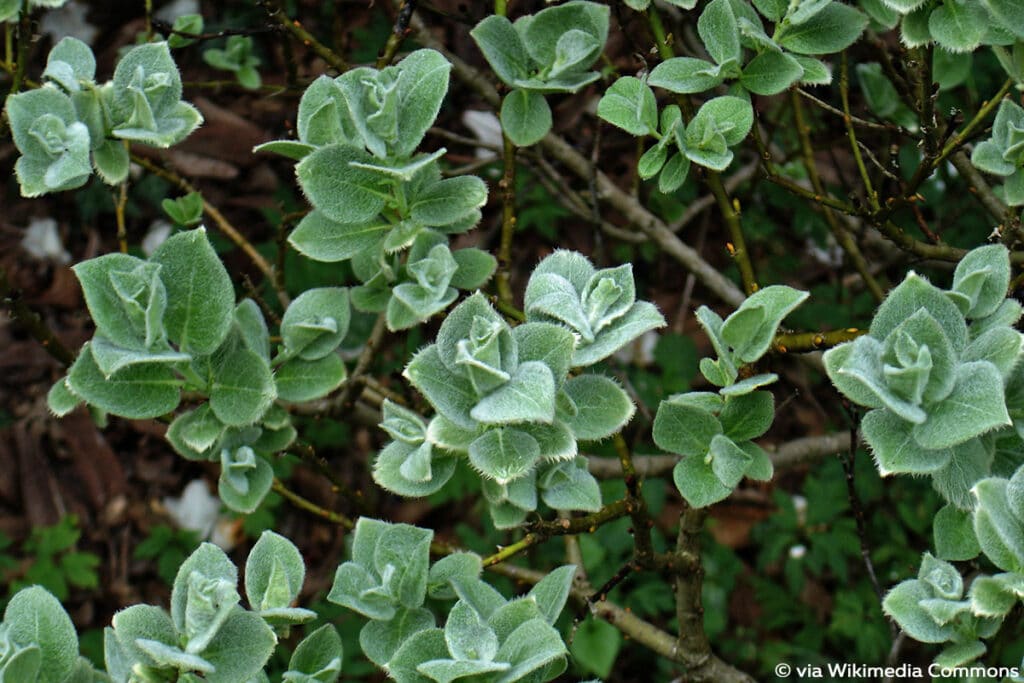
(648, 6, 756, 295)
(790, 91, 884, 302)
(272, 478, 354, 529)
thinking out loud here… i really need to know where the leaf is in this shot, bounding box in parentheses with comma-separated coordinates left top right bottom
(66, 343, 181, 419)
(659, 152, 692, 193)
(288, 210, 390, 263)
(648, 57, 725, 94)
(561, 374, 634, 440)
(210, 346, 276, 425)
(527, 565, 576, 624)
(928, 0, 987, 53)
(876, 272, 970, 351)
(778, 3, 868, 54)
(912, 362, 1011, 449)
(411, 175, 489, 227)
(471, 15, 532, 86)
(740, 50, 803, 95)
(428, 553, 482, 600)
(471, 361, 556, 425)
(882, 580, 956, 643)
(709, 434, 752, 488)
(933, 504, 981, 561)
(275, 354, 347, 403)
(201, 608, 277, 683)
(374, 441, 457, 497)
(983, 0, 1024, 38)
(469, 428, 541, 484)
(388, 628, 449, 683)
(501, 89, 552, 147)
(43, 37, 96, 91)
(793, 55, 832, 84)
(951, 244, 1011, 319)
(90, 336, 190, 378)
(73, 253, 152, 351)
(653, 399, 722, 456)
(150, 227, 235, 355)
(405, 345, 479, 429)
(110, 604, 178, 672)
(445, 600, 499, 662)
(596, 76, 658, 135)
(359, 607, 434, 668)
(494, 618, 567, 682)
(166, 404, 224, 461)
(47, 377, 81, 417)
(698, 0, 741, 66)
(721, 285, 808, 363)
(296, 145, 387, 224)
(569, 618, 621, 679)
(393, 49, 452, 157)
(719, 390, 774, 441)
(575, 301, 666, 367)
(539, 458, 602, 511)
(246, 531, 305, 612)
(4, 586, 78, 683)
(285, 624, 343, 683)
(862, 408, 952, 476)
(974, 477, 1024, 571)
(451, 248, 498, 290)
(281, 288, 351, 360)
(170, 542, 237, 635)
(521, 1, 608, 73)
(673, 455, 732, 508)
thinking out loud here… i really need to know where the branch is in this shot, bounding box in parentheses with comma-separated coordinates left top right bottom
(130, 154, 289, 309)
(272, 478, 354, 529)
(587, 432, 855, 478)
(0, 265, 76, 367)
(481, 499, 632, 566)
(487, 561, 756, 682)
(260, 0, 348, 73)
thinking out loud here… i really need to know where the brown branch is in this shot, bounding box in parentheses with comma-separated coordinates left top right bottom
(130, 154, 289, 308)
(0, 265, 76, 367)
(587, 432, 855, 479)
(261, 0, 348, 73)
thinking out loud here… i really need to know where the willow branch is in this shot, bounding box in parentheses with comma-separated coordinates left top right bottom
(587, 432, 855, 479)
(272, 478, 354, 529)
(0, 266, 76, 366)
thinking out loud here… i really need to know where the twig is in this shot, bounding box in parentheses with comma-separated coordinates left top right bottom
(840, 52, 881, 212)
(377, 0, 417, 68)
(773, 327, 866, 353)
(587, 432, 855, 478)
(496, 134, 518, 307)
(261, 0, 348, 73)
(789, 94, 884, 301)
(649, 6, 757, 295)
(336, 311, 388, 410)
(613, 433, 655, 566)
(130, 154, 289, 308)
(481, 498, 633, 566)
(0, 266, 76, 366)
(837, 418, 893, 637)
(271, 478, 354, 529)
(114, 172, 129, 254)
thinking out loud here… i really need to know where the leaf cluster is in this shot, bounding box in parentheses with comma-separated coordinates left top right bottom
(652, 285, 808, 507)
(5, 38, 202, 196)
(327, 518, 575, 683)
(391, 251, 662, 527)
(471, 1, 609, 145)
(49, 228, 353, 513)
(257, 49, 496, 331)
